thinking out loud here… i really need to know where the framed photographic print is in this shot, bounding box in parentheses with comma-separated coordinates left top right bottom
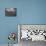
(5, 8, 17, 16)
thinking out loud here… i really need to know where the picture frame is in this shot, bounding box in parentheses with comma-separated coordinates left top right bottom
(5, 8, 17, 16)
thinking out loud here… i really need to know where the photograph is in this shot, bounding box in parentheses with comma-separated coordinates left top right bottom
(5, 8, 17, 16)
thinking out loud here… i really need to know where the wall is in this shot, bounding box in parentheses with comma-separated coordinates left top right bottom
(0, 0, 46, 44)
